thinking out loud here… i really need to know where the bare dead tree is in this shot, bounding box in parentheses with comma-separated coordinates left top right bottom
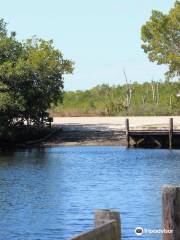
(142, 95, 147, 106)
(170, 95, 172, 109)
(151, 81, 155, 102)
(123, 69, 132, 112)
(146, 85, 149, 97)
(156, 82, 160, 105)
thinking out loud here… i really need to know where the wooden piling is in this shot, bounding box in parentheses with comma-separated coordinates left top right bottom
(71, 209, 121, 240)
(125, 118, 130, 147)
(95, 209, 121, 240)
(48, 117, 53, 129)
(169, 118, 173, 149)
(162, 185, 180, 240)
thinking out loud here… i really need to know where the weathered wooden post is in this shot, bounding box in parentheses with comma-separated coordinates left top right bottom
(48, 117, 53, 129)
(162, 185, 180, 240)
(169, 118, 173, 149)
(125, 118, 130, 147)
(94, 209, 121, 240)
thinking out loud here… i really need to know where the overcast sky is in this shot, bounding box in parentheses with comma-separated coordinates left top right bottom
(0, 0, 175, 90)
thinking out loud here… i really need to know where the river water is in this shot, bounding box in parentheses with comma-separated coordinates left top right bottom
(0, 146, 180, 240)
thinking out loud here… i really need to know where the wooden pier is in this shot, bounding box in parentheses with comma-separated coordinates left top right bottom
(125, 118, 180, 148)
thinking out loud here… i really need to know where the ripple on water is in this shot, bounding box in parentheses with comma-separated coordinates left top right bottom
(0, 146, 180, 240)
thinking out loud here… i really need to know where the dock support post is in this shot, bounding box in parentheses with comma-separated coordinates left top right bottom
(125, 118, 130, 148)
(95, 209, 121, 240)
(163, 185, 180, 240)
(169, 118, 173, 149)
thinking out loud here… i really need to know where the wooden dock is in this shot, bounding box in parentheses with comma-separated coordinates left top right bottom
(125, 118, 180, 148)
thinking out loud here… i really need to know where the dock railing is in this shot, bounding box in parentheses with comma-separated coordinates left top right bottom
(70, 186, 180, 240)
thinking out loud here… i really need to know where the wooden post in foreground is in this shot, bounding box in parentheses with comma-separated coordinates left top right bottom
(169, 118, 173, 149)
(163, 185, 180, 240)
(125, 118, 130, 147)
(94, 209, 121, 240)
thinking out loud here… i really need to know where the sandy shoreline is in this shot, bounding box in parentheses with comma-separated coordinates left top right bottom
(42, 116, 180, 146)
(53, 116, 180, 130)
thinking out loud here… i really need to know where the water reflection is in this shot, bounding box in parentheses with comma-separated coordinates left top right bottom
(0, 146, 180, 239)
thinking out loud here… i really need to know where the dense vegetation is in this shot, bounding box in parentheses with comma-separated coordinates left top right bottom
(141, 1, 180, 79)
(51, 81, 180, 116)
(0, 1, 179, 144)
(0, 19, 73, 144)
(51, 1, 180, 117)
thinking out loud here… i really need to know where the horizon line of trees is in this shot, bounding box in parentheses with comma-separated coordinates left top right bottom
(51, 81, 180, 117)
(52, 1, 180, 117)
(0, 1, 179, 143)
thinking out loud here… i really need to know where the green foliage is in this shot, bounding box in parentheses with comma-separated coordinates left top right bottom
(0, 18, 74, 128)
(141, 1, 180, 79)
(0, 18, 74, 143)
(51, 82, 180, 116)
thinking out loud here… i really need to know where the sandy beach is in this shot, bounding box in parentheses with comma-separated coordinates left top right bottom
(42, 116, 180, 146)
(53, 116, 180, 130)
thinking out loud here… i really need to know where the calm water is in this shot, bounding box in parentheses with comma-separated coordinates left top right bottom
(0, 146, 180, 240)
